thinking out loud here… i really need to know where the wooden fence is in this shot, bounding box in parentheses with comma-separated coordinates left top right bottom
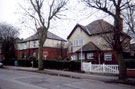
(82, 62, 119, 74)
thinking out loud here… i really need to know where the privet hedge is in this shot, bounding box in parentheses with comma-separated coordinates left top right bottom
(3, 59, 81, 71)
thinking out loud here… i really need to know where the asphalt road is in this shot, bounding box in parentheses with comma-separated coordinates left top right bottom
(0, 69, 134, 89)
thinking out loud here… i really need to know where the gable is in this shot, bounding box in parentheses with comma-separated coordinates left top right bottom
(67, 19, 114, 40)
(67, 24, 89, 39)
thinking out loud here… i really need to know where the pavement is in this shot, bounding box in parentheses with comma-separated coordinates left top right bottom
(4, 66, 118, 82)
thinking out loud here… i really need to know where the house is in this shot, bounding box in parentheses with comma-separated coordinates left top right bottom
(16, 30, 67, 59)
(130, 43, 135, 57)
(67, 19, 131, 64)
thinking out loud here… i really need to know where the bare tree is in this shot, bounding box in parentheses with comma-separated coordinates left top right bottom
(56, 41, 67, 59)
(123, 3, 135, 41)
(19, 0, 68, 70)
(82, 0, 135, 80)
(0, 23, 19, 61)
(98, 20, 130, 52)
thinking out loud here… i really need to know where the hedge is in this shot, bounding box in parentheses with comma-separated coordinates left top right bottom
(125, 58, 135, 69)
(3, 59, 81, 71)
(3, 58, 135, 71)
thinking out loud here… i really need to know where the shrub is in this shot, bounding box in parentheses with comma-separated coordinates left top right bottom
(28, 56, 36, 60)
(4, 59, 81, 71)
(43, 59, 81, 71)
(125, 58, 135, 69)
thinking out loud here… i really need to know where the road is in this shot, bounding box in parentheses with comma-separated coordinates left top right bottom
(0, 69, 134, 89)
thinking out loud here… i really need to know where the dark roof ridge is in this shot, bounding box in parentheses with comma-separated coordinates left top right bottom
(85, 19, 104, 27)
(20, 30, 66, 42)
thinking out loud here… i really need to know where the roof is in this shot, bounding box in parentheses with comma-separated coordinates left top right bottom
(67, 19, 131, 39)
(130, 43, 135, 51)
(67, 19, 114, 39)
(20, 31, 66, 42)
(85, 19, 113, 34)
(76, 42, 101, 52)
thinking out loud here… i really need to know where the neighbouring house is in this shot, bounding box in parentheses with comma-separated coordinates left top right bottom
(130, 43, 135, 57)
(67, 19, 131, 64)
(16, 30, 67, 60)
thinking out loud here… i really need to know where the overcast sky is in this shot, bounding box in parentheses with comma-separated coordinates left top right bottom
(0, 0, 113, 40)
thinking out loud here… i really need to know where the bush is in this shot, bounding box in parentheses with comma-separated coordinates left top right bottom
(3, 59, 15, 65)
(3, 59, 81, 71)
(43, 59, 81, 71)
(28, 56, 36, 60)
(125, 58, 135, 69)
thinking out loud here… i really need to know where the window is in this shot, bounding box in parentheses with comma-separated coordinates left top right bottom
(79, 39, 83, 45)
(104, 53, 112, 61)
(73, 39, 83, 46)
(73, 40, 78, 46)
(33, 52, 36, 56)
(70, 43, 73, 52)
(21, 53, 26, 58)
(79, 53, 85, 60)
(71, 54, 77, 60)
(87, 53, 94, 59)
(33, 41, 36, 48)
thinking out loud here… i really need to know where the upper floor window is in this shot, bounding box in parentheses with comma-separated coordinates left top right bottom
(79, 39, 83, 45)
(87, 53, 94, 59)
(73, 39, 83, 46)
(33, 41, 36, 48)
(70, 43, 73, 53)
(104, 53, 112, 61)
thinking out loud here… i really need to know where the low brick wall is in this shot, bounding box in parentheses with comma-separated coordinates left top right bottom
(127, 69, 135, 78)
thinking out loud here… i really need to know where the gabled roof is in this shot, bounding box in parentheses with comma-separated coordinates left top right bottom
(20, 31, 66, 42)
(76, 42, 101, 52)
(85, 19, 113, 34)
(67, 24, 89, 39)
(67, 19, 114, 39)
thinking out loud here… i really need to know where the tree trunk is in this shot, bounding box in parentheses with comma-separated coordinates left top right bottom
(38, 40, 44, 70)
(116, 52, 127, 80)
(114, 14, 127, 80)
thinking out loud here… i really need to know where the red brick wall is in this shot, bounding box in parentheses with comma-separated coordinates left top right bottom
(127, 69, 135, 78)
(100, 51, 117, 64)
(15, 47, 67, 59)
(70, 50, 118, 64)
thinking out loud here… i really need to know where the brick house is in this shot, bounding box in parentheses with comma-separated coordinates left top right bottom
(16, 31, 67, 59)
(67, 19, 131, 64)
(130, 43, 135, 57)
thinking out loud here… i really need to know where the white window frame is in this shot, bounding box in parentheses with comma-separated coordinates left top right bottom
(33, 52, 36, 56)
(79, 39, 83, 45)
(33, 41, 36, 48)
(73, 39, 83, 47)
(104, 53, 112, 61)
(71, 54, 77, 60)
(79, 53, 85, 60)
(87, 53, 94, 59)
(73, 40, 78, 46)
